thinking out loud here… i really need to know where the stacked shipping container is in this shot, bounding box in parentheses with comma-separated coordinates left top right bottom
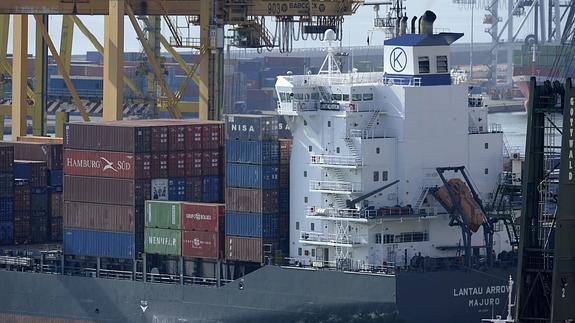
(224, 115, 284, 264)
(63, 120, 224, 259)
(0, 147, 14, 245)
(278, 139, 292, 256)
(0, 141, 64, 244)
(144, 201, 225, 260)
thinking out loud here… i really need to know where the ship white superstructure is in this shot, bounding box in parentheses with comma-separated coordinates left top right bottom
(276, 28, 512, 270)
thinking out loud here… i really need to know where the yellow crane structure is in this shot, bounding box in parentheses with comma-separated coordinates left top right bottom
(0, 0, 363, 138)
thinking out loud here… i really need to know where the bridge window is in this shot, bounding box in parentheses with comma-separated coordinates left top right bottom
(332, 93, 343, 101)
(373, 171, 380, 182)
(309, 145, 313, 152)
(311, 249, 316, 257)
(298, 248, 302, 256)
(382, 171, 388, 181)
(342, 94, 350, 101)
(395, 232, 429, 243)
(418, 56, 430, 74)
(352, 93, 363, 101)
(279, 92, 292, 102)
(362, 93, 373, 101)
(383, 234, 395, 244)
(485, 168, 489, 175)
(311, 223, 315, 231)
(311, 92, 320, 100)
(375, 233, 382, 244)
(436, 56, 448, 73)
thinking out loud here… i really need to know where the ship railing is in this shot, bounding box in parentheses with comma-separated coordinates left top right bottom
(309, 154, 362, 167)
(309, 180, 362, 194)
(299, 231, 368, 246)
(468, 123, 503, 134)
(383, 76, 422, 87)
(288, 72, 384, 87)
(0, 255, 34, 267)
(306, 207, 368, 221)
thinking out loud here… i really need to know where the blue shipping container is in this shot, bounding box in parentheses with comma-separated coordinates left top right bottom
(0, 221, 13, 245)
(0, 197, 14, 221)
(225, 212, 279, 238)
(168, 178, 186, 201)
(0, 173, 14, 198)
(226, 140, 279, 165)
(202, 176, 221, 203)
(63, 229, 135, 259)
(225, 114, 278, 141)
(49, 169, 64, 187)
(226, 164, 278, 189)
(31, 191, 49, 212)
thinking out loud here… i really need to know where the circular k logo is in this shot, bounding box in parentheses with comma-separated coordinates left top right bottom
(390, 47, 407, 73)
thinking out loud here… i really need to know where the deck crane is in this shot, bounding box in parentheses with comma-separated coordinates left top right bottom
(0, 0, 364, 138)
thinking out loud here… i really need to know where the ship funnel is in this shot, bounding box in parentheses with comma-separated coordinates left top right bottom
(411, 16, 418, 34)
(400, 16, 408, 35)
(419, 10, 437, 35)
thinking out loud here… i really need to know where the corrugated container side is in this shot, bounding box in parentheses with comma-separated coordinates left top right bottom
(63, 150, 146, 179)
(201, 150, 221, 176)
(64, 123, 151, 153)
(279, 164, 289, 188)
(277, 116, 292, 139)
(225, 115, 278, 141)
(0, 312, 96, 323)
(225, 236, 262, 263)
(225, 188, 278, 213)
(0, 197, 14, 221)
(51, 216, 63, 241)
(0, 221, 13, 245)
(151, 153, 169, 178)
(0, 146, 14, 172)
(278, 138, 292, 164)
(184, 125, 203, 151)
(168, 178, 187, 201)
(225, 140, 279, 165)
(181, 203, 224, 232)
(63, 176, 148, 206)
(14, 161, 48, 187)
(150, 126, 169, 152)
(226, 164, 278, 189)
(144, 227, 181, 255)
(202, 176, 221, 203)
(30, 216, 49, 243)
(144, 200, 181, 229)
(0, 173, 14, 198)
(185, 152, 203, 177)
(31, 189, 49, 212)
(14, 180, 31, 210)
(182, 231, 220, 259)
(50, 192, 64, 218)
(169, 125, 186, 151)
(14, 211, 30, 244)
(0, 142, 62, 169)
(49, 169, 64, 188)
(202, 124, 224, 150)
(279, 188, 289, 211)
(224, 212, 279, 238)
(168, 152, 187, 177)
(63, 201, 136, 232)
(185, 177, 202, 202)
(63, 228, 135, 259)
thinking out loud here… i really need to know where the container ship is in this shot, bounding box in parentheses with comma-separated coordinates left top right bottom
(0, 12, 520, 323)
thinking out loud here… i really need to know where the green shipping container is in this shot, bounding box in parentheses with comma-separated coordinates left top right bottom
(145, 200, 182, 229)
(144, 228, 181, 255)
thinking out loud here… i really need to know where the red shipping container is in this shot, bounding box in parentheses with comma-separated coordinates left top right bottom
(185, 152, 202, 177)
(151, 153, 169, 178)
(184, 125, 203, 151)
(225, 236, 262, 263)
(63, 176, 150, 206)
(201, 150, 221, 176)
(151, 126, 169, 152)
(169, 125, 186, 151)
(202, 124, 224, 150)
(181, 202, 224, 232)
(64, 150, 151, 179)
(14, 211, 31, 244)
(185, 177, 202, 202)
(182, 231, 221, 259)
(168, 152, 186, 177)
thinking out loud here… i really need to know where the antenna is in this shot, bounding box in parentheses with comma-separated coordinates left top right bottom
(318, 29, 341, 82)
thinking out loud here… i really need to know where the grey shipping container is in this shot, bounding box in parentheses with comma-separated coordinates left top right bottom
(64, 123, 151, 153)
(225, 188, 278, 213)
(225, 235, 262, 263)
(63, 176, 150, 206)
(225, 114, 278, 141)
(63, 201, 136, 233)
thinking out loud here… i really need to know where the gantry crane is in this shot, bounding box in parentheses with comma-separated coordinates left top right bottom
(0, 0, 363, 137)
